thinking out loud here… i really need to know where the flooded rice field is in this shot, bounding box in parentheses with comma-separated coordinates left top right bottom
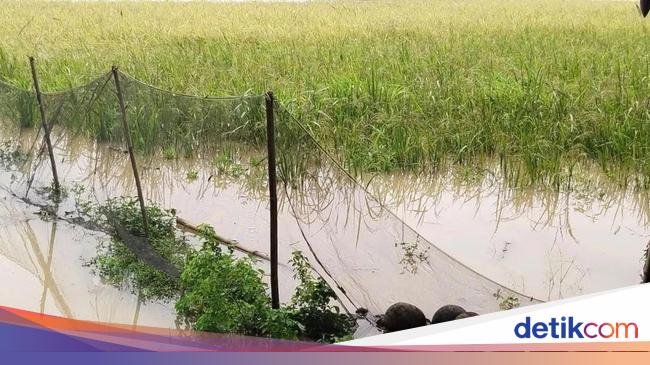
(0, 127, 648, 331)
(366, 171, 650, 301)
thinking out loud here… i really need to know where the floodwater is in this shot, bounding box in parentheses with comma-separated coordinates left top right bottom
(0, 127, 648, 332)
(0, 194, 176, 328)
(365, 169, 650, 301)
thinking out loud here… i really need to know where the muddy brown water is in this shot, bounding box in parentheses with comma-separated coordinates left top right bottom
(0, 128, 648, 334)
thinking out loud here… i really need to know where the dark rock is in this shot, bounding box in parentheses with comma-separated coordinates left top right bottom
(455, 311, 478, 320)
(431, 304, 466, 324)
(382, 302, 427, 332)
(355, 307, 369, 317)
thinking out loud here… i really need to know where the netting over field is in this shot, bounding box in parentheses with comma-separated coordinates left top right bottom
(0, 70, 541, 324)
(275, 104, 541, 314)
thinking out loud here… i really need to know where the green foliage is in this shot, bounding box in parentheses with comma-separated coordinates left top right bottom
(87, 198, 353, 342)
(213, 150, 246, 178)
(186, 170, 198, 181)
(287, 251, 355, 343)
(493, 289, 521, 310)
(4, 1, 650, 189)
(175, 248, 300, 339)
(88, 197, 190, 302)
(175, 247, 355, 342)
(163, 147, 177, 160)
(176, 224, 300, 338)
(0, 141, 28, 169)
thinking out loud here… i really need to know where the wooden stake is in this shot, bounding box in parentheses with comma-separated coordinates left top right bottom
(266, 91, 279, 309)
(112, 66, 149, 238)
(643, 242, 650, 284)
(29, 57, 60, 194)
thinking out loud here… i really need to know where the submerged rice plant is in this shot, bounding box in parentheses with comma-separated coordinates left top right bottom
(1, 0, 649, 189)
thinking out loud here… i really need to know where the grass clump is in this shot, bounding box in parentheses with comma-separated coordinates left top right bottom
(162, 147, 177, 160)
(185, 170, 198, 182)
(213, 150, 247, 178)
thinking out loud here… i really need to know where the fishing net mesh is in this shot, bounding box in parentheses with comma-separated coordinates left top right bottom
(0, 79, 115, 321)
(0, 79, 45, 200)
(0, 71, 541, 326)
(274, 104, 541, 316)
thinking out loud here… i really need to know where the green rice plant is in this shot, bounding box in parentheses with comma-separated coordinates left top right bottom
(2, 0, 650, 189)
(163, 147, 177, 160)
(15, 91, 37, 128)
(186, 170, 198, 182)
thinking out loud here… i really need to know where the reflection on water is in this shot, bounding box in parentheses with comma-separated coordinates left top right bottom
(0, 192, 176, 327)
(0, 127, 648, 325)
(364, 167, 650, 301)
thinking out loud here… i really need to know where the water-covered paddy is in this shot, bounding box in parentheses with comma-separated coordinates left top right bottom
(0, 128, 647, 332)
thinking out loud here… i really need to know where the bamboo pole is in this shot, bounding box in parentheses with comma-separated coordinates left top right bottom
(266, 91, 279, 309)
(112, 66, 150, 238)
(29, 57, 60, 194)
(175, 217, 270, 261)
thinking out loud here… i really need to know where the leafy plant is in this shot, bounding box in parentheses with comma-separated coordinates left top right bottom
(493, 289, 520, 310)
(175, 225, 300, 338)
(163, 147, 177, 160)
(287, 251, 355, 342)
(87, 197, 190, 302)
(86, 199, 354, 342)
(213, 151, 246, 178)
(175, 247, 300, 339)
(395, 239, 430, 274)
(186, 170, 198, 181)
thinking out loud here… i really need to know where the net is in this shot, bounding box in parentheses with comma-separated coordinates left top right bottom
(0, 76, 152, 323)
(274, 103, 542, 318)
(0, 69, 541, 331)
(0, 79, 45, 201)
(10, 70, 305, 305)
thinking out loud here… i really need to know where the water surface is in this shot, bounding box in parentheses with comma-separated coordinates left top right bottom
(0, 127, 647, 329)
